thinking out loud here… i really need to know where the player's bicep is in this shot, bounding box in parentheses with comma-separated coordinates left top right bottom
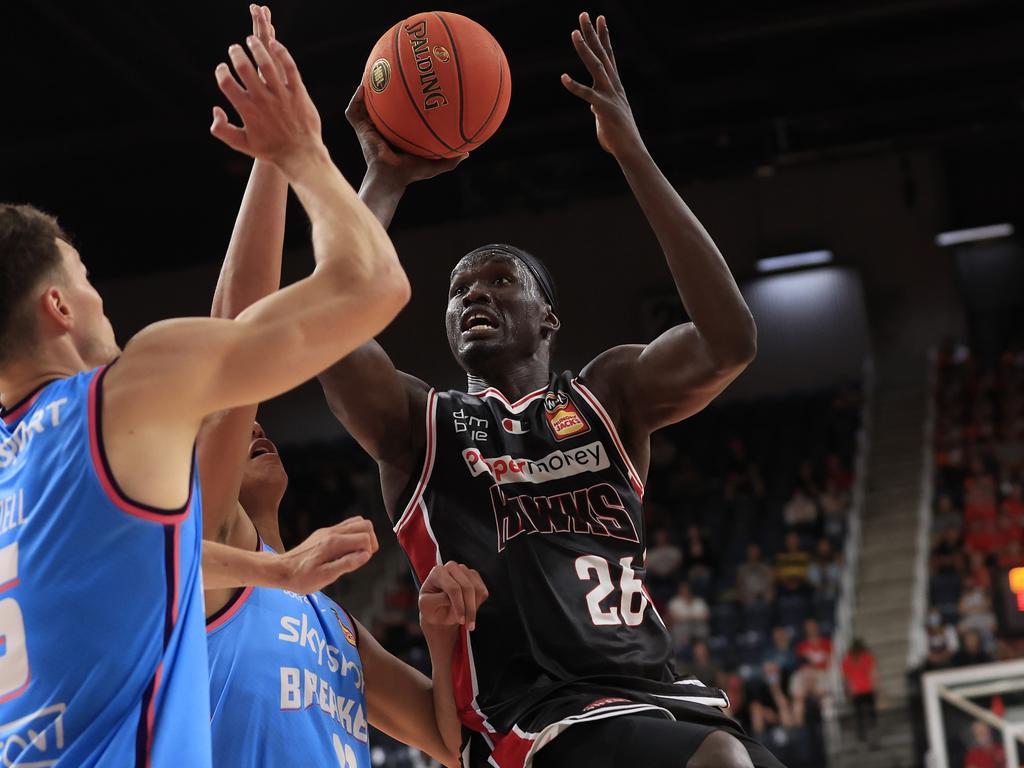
(319, 341, 429, 464)
(584, 327, 747, 434)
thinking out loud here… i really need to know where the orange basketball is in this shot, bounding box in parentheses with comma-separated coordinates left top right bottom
(362, 12, 511, 159)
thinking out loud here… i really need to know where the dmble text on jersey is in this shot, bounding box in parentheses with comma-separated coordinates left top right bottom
(490, 481, 640, 552)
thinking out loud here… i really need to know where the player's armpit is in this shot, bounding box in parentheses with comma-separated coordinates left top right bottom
(359, 619, 460, 768)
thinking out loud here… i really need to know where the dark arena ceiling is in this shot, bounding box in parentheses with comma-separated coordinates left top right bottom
(3, 0, 1023, 279)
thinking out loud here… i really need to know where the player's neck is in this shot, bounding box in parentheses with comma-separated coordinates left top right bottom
(467, 358, 550, 402)
(0, 345, 89, 410)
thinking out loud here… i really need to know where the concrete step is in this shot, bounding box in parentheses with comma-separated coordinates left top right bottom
(858, 520, 919, 541)
(858, 539, 919, 558)
(855, 573, 919, 594)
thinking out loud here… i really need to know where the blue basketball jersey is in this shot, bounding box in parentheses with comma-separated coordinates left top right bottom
(0, 366, 211, 766)
(207, 540, 370, 768)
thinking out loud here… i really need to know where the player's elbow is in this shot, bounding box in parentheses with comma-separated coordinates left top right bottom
(714, 316, 757, 373)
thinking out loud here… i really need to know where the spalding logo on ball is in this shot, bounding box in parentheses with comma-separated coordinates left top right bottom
(363, 11, 511, 159)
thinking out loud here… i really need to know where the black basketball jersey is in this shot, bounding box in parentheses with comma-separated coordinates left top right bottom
(394, 371, 728, 767)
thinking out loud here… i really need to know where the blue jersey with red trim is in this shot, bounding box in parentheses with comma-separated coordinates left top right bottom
(207, 541, 369, 768)
(0, 367, 210, 767)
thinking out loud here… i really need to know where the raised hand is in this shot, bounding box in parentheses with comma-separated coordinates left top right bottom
(275, 516, 379, 594)
(419, 561, 489, 631)
(210, 14, 324, 177)
(346, 85, 468, 188)
(560, 12, 643, 158)
(250, 4, 284, 82)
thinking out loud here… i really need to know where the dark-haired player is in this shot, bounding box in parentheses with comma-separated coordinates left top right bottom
(0, 29, 408, 767)
(234, 12, 774, 768)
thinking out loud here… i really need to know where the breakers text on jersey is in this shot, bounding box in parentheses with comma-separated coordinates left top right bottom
(278, 613, 368, 743)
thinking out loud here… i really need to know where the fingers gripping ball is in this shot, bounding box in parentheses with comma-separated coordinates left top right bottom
(362, 12, 511, 159)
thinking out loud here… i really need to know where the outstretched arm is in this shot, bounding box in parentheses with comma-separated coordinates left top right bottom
(202, 516, 378, 593)
(361, 563, 488, 767)
(317, 88, 464, 471)
(198, 4, 288, 547)
(104, 30, 408, 515)
(566, 14, 756, 435)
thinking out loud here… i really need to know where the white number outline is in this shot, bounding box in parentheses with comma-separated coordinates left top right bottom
(575, 554, 649, 628)
(0, 542, 30, 702)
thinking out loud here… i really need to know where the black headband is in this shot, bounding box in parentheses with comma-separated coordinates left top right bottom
(457, 244, 558, 312)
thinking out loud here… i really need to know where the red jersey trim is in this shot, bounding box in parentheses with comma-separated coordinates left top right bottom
(394, 390, 439, 533)
(88, 363, 194, 524)
(569, 379, 644, 498)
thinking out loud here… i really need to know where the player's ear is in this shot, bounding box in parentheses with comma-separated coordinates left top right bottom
(40, 285, 73, 331)
(541, 308, 560, 339)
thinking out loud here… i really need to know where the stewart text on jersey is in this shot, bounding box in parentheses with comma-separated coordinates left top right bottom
(0, 366, 210, 767)
(207, 539, 370, 768)
(393, 372, 728, 767)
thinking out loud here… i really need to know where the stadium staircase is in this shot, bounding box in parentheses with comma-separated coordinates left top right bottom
(830, 349, 929, 768)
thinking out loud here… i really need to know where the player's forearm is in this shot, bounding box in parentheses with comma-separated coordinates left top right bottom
(286, 146, 407, 296)
(616, 147, 756, 368)
(358, 168, 408, 230)
(202, 539, 288, 590)
(424, 625, 463, 764)
(212, 159, 288, 319)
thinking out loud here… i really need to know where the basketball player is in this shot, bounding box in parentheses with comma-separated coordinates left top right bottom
(326, 13, 784, 768)
(0, 31, 409, 767)
(199, 9, 486, 767)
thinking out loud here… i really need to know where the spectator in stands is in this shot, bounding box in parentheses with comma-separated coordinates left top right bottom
(933, 493, 964, 534)
(965, 550, 992, 591)
(841, 639, 877, 745)
(783, 487, 819, 538)
(795, 618, 832, 670)
(775, 532, 811, 591)
(807, 538, 842, 599)
(645, 527, 683, 603)
(819, 478, 850, 548)
(994, 513, 1022, 558)
(683, 524, 715, 592)
(924, 608, 959, 670)
(748, 661, 794, 739)
(963, 721, 1005, 768)
(667, 581, 709, 648)
(737, 543, 775, 605)
(825, 452, 853, 493)
(932, 525, 967, 576)
(964, 457, 998, 521)
(723, 437, 765, 501)
(964, 517, 999, 557)
(688, 639, 720, 688)
(1002, 481, 1024, 522)
(762, 626, 798, 681)
(788, 654, 828, 728)
(957, 578, 997, 647)
(953, 630, 993, 667)
(796, 459, 821, 497)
